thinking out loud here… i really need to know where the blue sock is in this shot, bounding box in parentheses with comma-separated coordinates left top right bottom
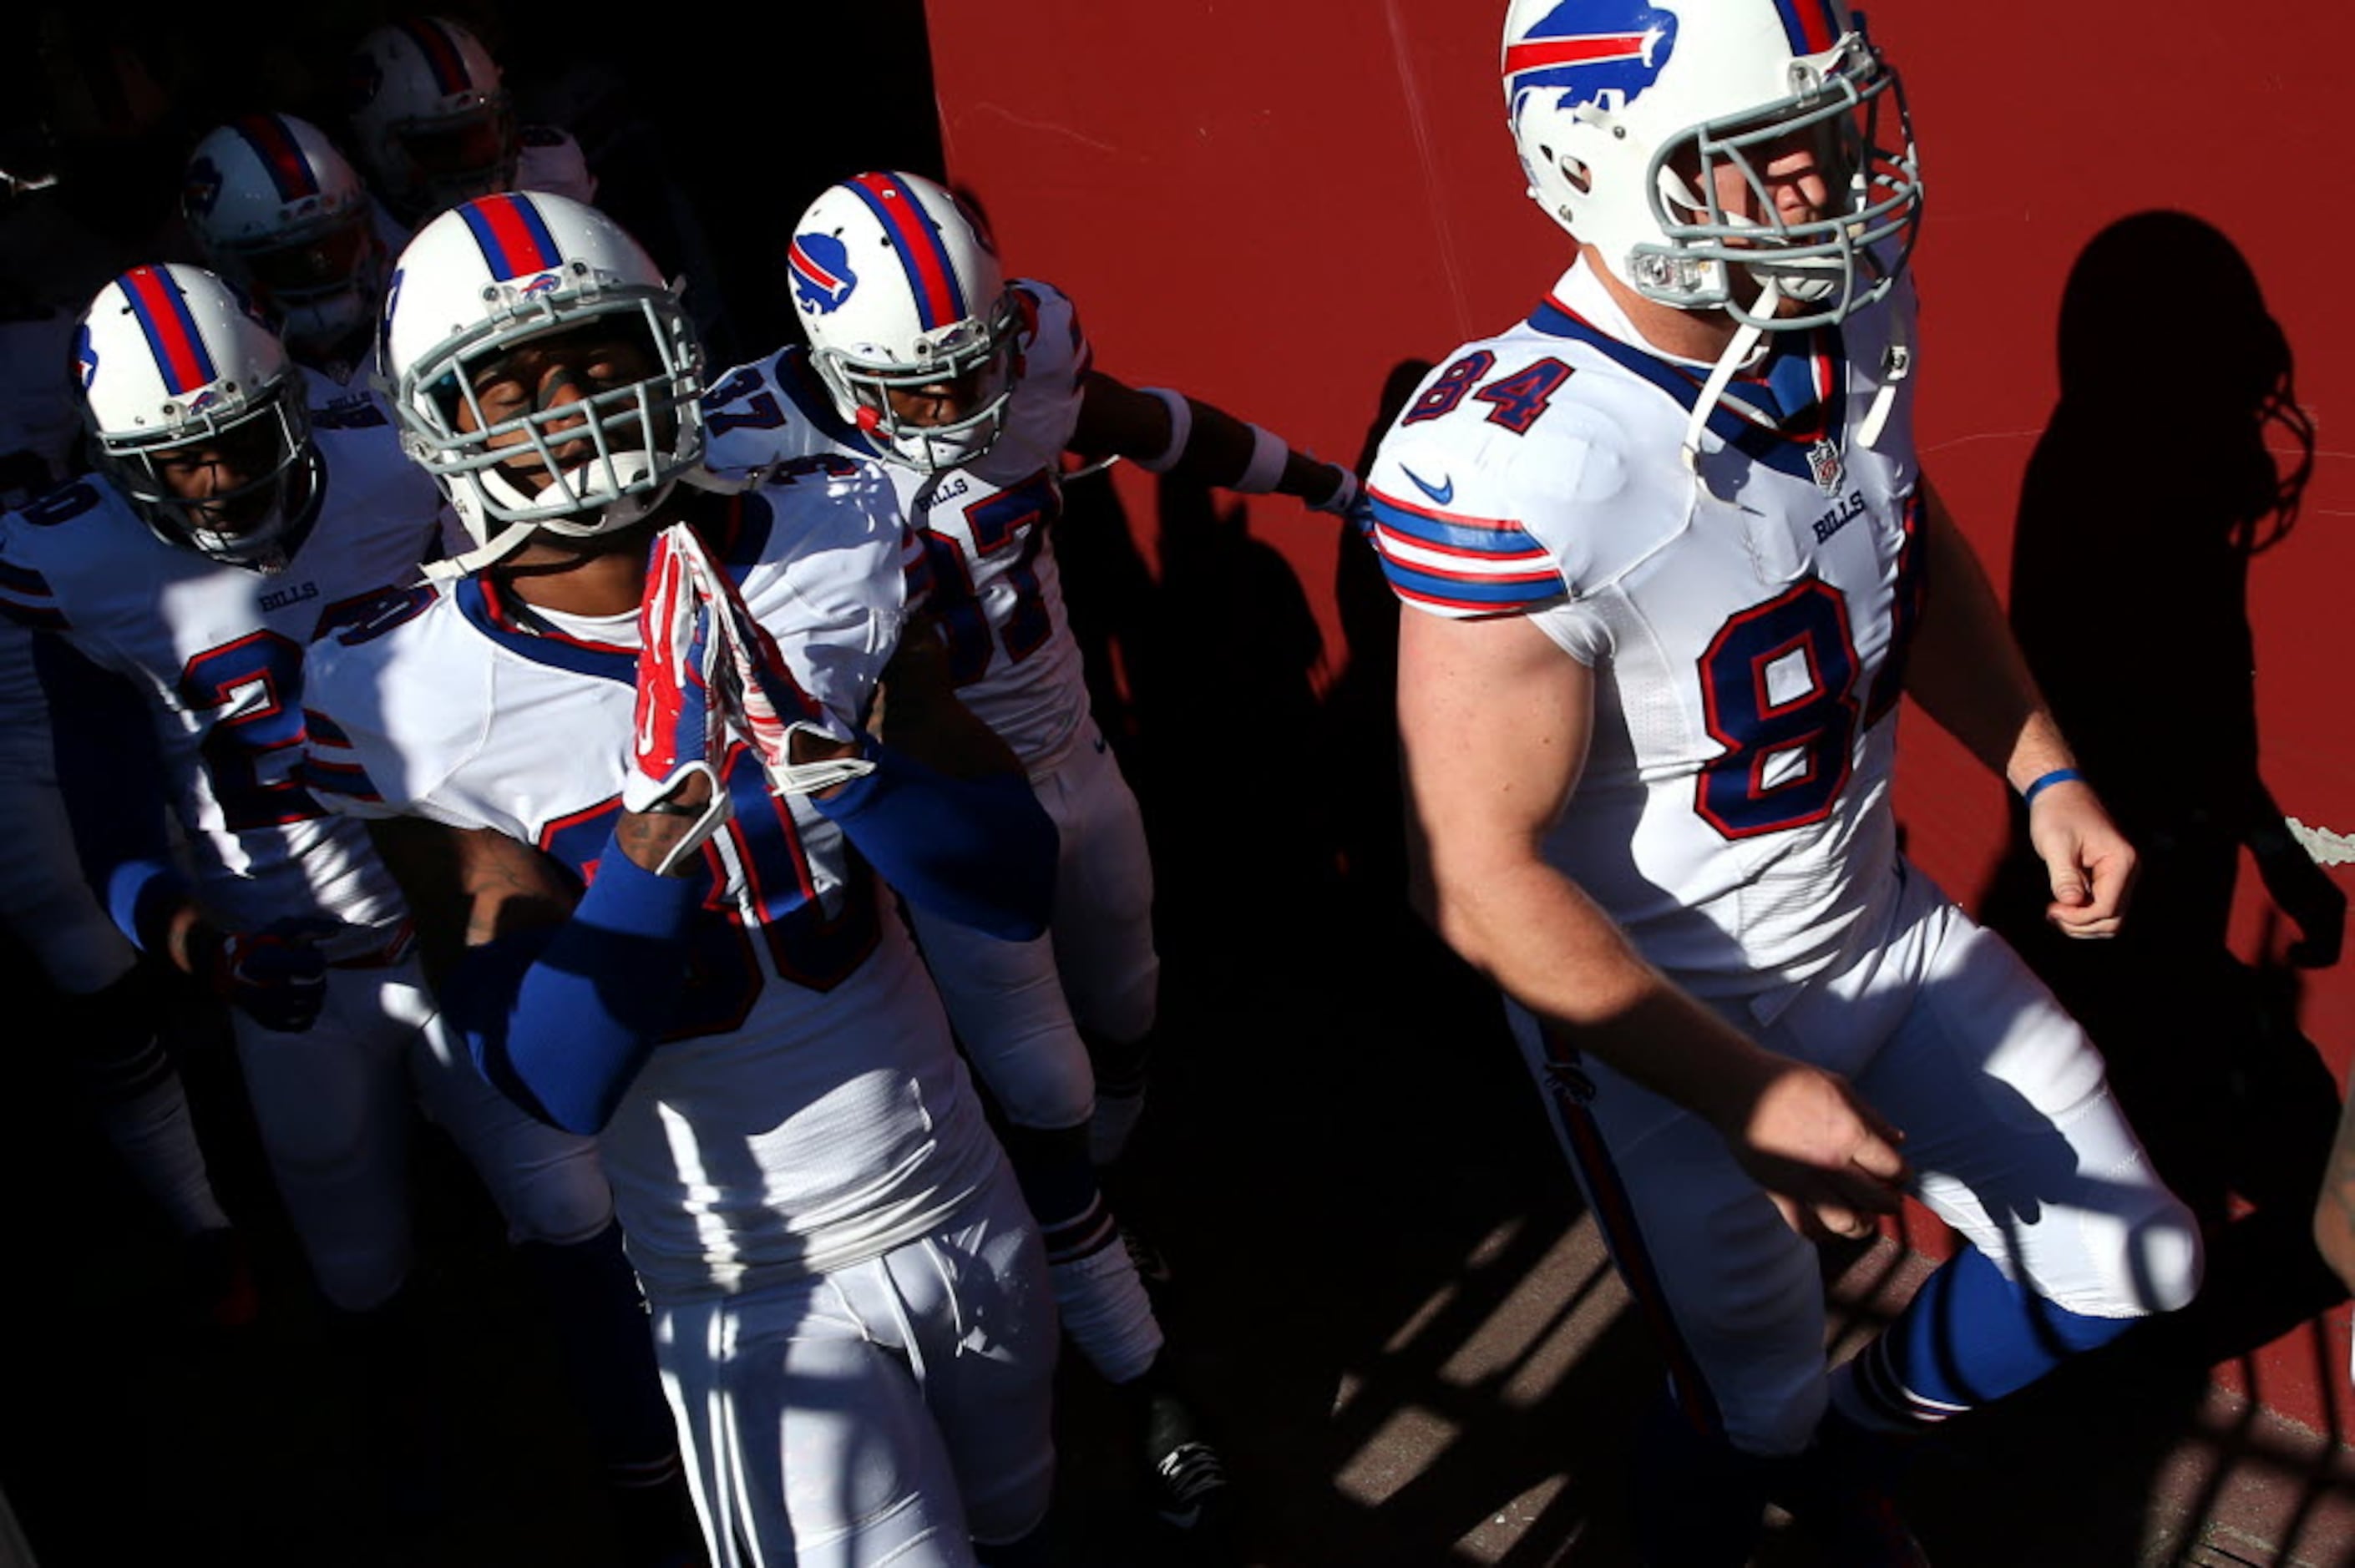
(999, 1123, 1116, 1262)
(1841, 1244, 2138, 1430)
(516, 1222, 682, 1489)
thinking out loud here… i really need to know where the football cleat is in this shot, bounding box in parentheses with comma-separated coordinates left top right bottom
(1142, 1386, 1231, 1535)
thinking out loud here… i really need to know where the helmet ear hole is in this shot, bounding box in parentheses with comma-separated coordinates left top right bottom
(1557, 153, 1592, 196)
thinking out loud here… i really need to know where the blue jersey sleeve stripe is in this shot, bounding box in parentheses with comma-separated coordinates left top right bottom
(1369, 518, 1560, 574)
(1365, 492, 1552, 561)
(1370, 529, 1565, 587)
(1376, 554, 1567, 611)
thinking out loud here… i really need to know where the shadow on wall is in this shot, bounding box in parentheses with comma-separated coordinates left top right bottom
(1977, 209, 2347, 1364)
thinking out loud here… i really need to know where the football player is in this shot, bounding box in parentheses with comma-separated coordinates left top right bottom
(180, 114, 453, 550)
(301, 190, 1066, 1566)
(699, 168, 1362, 1531)
(347, 15, 597, 245)
(0, 614, 249, 1321)
(1373, 2, 2202, 1560)
(0, 130, 246, 1315)
(0, 263, 695, 1559)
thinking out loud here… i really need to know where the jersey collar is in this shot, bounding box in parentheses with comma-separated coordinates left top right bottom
(453, 493, 773, 683)
(1528, 263, 1847, 484)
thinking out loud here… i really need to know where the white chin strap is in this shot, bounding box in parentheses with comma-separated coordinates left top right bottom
(1681, 280, 1775, 474)
(1678, 273, 1911, 477)
(423, 518, 536, 584)
(422, 453, 674, 584)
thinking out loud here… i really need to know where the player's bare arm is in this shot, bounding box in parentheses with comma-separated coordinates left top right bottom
(2314, 1089, 2355, 1294)
(1396, 607, 1910, 1238)
(864, 613, 1027, 781)
(1901, 475, 2135, 936)
(1072, 369, 1356, 510)
(365, 816, 572, 985)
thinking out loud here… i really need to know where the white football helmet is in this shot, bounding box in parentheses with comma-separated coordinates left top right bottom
(1502, 0, 1921, 330)
(347, 16, 519, 224)
(77, 264, 322, 572)
(378, 191, 704, 569)
(789, 170, 1020, 472)
(183, 114, 386, 366)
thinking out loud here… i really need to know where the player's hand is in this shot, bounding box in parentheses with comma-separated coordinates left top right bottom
(2027, 776, 2136, 938)
(695, 539, 874, 798)
(621, 528, 732, 877)
(1725, 1058, 1912, 1242)
(195, 917, 337, 1033)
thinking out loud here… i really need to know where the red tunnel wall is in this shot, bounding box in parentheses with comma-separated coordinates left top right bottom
(925, 2, 2355, 1426)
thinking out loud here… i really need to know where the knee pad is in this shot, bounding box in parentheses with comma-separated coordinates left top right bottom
(2108, 1184, 2206, 1317)
(1068, 963, 1157, 1048)
(309, 1233, 413, 1314)
(494, 1150, 617, 1248)
(2048, 1156, 2206, 1319)
(965, 1022, 1096, 1133)
(59, 966, 170, 1102)
(963, 1464, 1056, 1555)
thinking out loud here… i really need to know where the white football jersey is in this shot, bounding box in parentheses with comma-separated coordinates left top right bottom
(1368, 260, 1927, 1015)
(299, 480, 1001, 1296)
(0, 432, 440, 948)
(703, 279, 1096, 770)
(300, 355, 461, 559)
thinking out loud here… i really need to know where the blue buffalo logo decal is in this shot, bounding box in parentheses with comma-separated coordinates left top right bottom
(74, 326, 97, 391)
(788, 231, 857, 316)
(1504, 1, 1679, 114)
(521, 271, 563, 296)
(183, 157, 224, 219)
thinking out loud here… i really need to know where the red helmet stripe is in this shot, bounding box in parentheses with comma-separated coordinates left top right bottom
(1774, 0, 1842, 54)
(398, 17, 477, 97)
(118, 266, 220, 396)
(459, 193, 564, 281)
(845, 173, 966, 331)
(231, 114, 321, 204)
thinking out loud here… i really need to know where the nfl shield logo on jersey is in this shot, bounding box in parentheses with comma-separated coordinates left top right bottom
(788, 232, 858, 316)
(1808, 438, 1846, 493)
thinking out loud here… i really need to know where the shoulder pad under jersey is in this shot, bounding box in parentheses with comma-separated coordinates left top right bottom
(300, 579, 480, 821)
(1365, 336, 1688, 619)
(0, 478, 146, 633)
(973, 279, 1088, 483)
(699, 344, 885, 489)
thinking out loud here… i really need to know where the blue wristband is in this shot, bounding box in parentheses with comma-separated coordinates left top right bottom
(2020, 767, 2084, 807)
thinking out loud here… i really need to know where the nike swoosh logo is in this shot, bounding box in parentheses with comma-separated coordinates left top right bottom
(1401, 466, 1454, 507)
